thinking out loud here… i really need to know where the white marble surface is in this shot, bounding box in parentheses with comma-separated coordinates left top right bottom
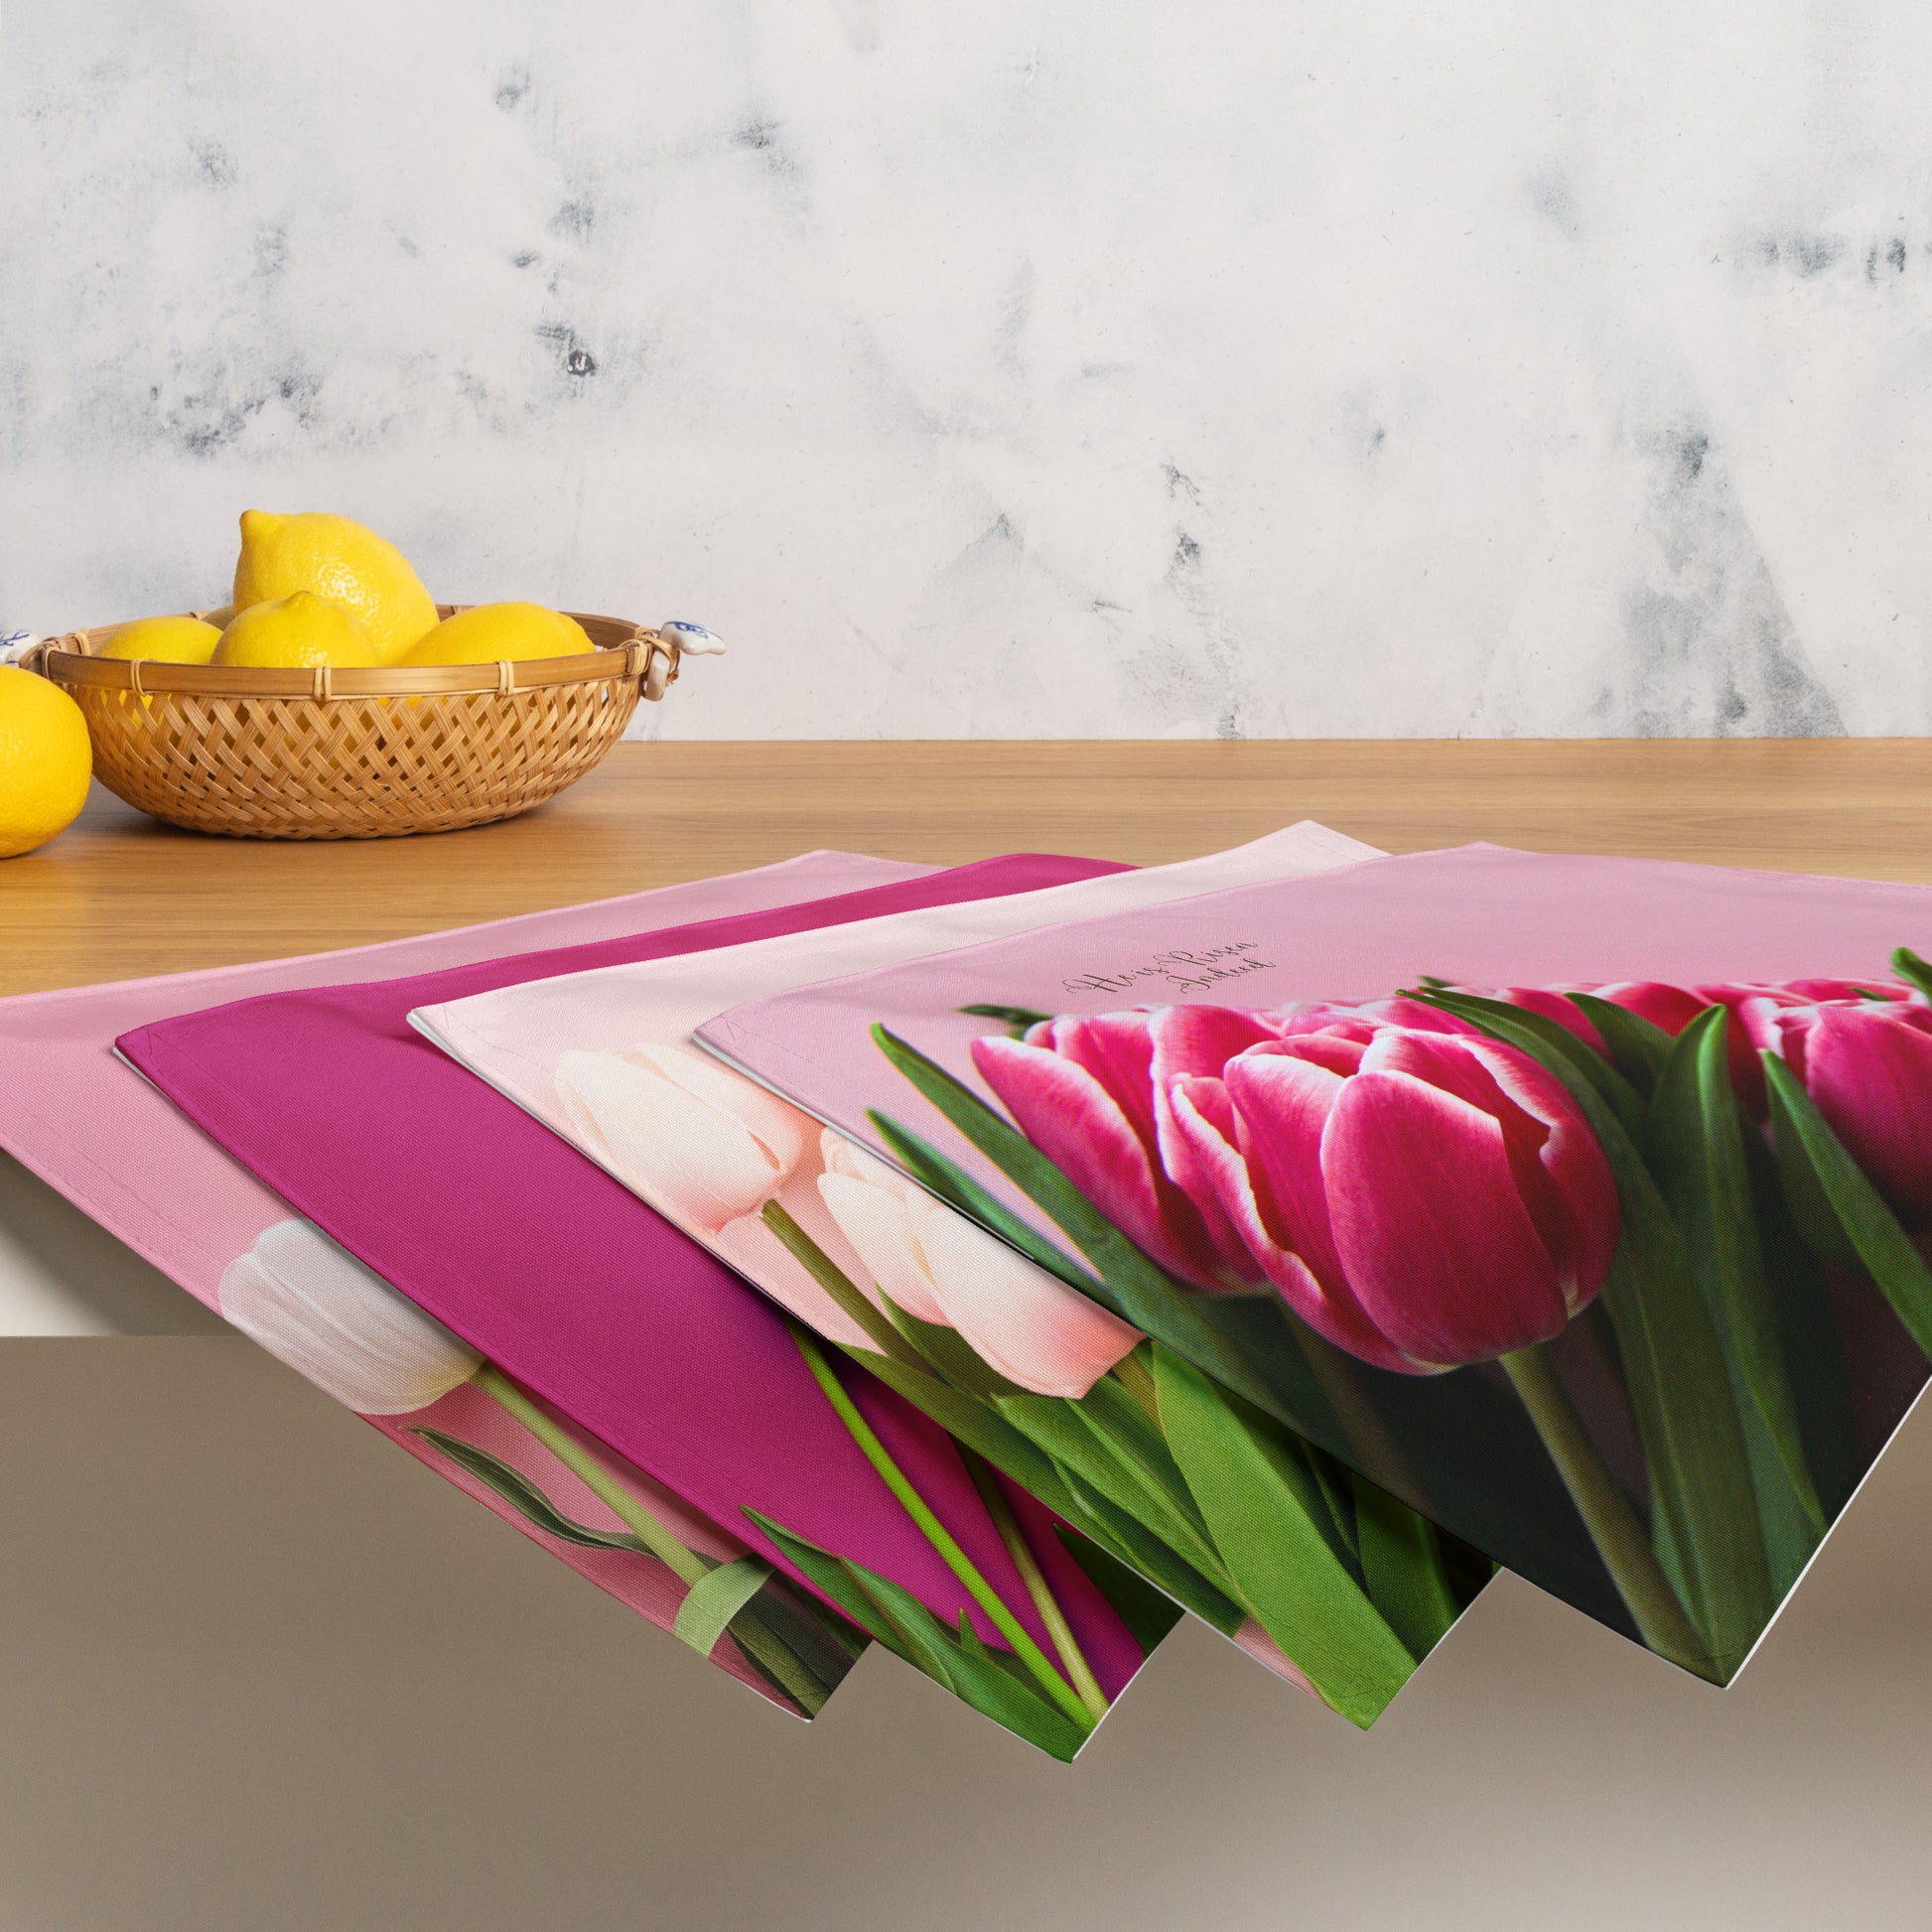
(5, 0, 1929, 738)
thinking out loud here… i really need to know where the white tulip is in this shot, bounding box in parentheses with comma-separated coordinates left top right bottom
(816, 1136, 1141, 1400)
(554, 1045, 808, 1232)
(218, 1219, 483, 1416)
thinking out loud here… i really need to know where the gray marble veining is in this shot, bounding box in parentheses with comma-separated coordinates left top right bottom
(4, 0, 1927, 738)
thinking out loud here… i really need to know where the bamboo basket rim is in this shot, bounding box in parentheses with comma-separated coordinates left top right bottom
(33, 608, 686, 700)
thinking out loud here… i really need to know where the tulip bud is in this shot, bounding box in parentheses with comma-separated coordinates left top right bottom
(554, 1044, 809, 1232)
(816, 1136, 1141, 1399)
(219, 1219, 483, 1415)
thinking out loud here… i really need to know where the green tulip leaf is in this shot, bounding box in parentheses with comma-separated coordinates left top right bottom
(957, 1003, 1057, 1036)
(995, 1390, 1226, 1581)
(1765, 1085, 1866, 1274)
(1646, 1009, 1825, 1539)
(1052, 1468, 1247, 1634)
(1763, 1052, 1932, 1357)
(1889, 946, 1932, 1003)
(744, 1511, 1090, 1760)
(1567, 992, 1676, 1095)
(411, 1429, 650, 1553)
(1349, 1473, 1464, 1663)
(1050, 1524, 1186, 1654)
(672, 1556, 778, 1659)
(1152, 1347, 1416, 1726)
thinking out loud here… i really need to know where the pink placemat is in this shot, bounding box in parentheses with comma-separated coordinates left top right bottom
(0, 852, 914, 1713)
(699, 842, 1932, 1689)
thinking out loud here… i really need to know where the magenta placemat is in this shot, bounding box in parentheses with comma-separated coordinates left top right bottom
(120, 852, 1169, 1755)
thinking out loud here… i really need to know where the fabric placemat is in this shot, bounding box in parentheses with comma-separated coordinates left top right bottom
(119, 852, 1181, 1755)
(698, 840, 1932, 1689)
(400, 822, 1502, 1729)
(1, 852, 917, 1715)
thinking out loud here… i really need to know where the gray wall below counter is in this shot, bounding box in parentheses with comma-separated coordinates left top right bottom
(0, 1334, 1926, 1930)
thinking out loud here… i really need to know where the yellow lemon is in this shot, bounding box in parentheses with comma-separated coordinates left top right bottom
(212, 593, 380, 669)
(199, 603, 236, 627)
(95, 615, 223, 665)
(233, 510, 438, 664)
(400, 602, 595, 666)
(0, 666, 92, 859)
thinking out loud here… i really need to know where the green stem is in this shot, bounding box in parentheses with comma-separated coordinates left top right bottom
(1294, 1319, 1421, 1507)
(787, 1322, 1094, 1730)
(1500, 1347, 1710, 1672)
(473, 1365, 708, 1587)
(472, 1367, 853, 1717)
(961, 1449, 1110, 1723)
(761, 1200, 926, 1368)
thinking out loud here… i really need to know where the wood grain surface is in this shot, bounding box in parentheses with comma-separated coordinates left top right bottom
(5, 739, 1931, 994)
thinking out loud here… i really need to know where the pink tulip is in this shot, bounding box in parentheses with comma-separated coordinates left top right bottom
(1578, 977, 1932, 1223)
(1582, 976, 1924, 1130)
(1782, 1003, 1932, 1223)
(1168, 1021, 1620, 1372)
(972, 1009, 1291, 1291)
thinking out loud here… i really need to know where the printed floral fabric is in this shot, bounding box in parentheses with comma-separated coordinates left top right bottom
(698, 842, 1932, 1689)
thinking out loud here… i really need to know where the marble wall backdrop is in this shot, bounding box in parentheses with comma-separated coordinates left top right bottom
(4, 0, 1928, 738)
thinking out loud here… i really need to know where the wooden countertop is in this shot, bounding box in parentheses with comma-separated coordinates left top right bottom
(5, 739, 1932, 994)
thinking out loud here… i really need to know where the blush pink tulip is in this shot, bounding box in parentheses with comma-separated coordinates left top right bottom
(815, 1136, 1142, 1399)
(553, 1044, 809, 1233)
(1167, 1020, 1620, 1372)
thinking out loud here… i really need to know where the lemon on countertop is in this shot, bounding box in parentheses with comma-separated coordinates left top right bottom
(400, 602, 595, 666)
(95, 615, 223, 665)
(233, 510, 438, 664)
(212, 593, 380, 669)
(0, 666, 91, 859)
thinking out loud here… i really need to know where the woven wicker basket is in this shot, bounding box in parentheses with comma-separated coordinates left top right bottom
(31, 609, 695, 841)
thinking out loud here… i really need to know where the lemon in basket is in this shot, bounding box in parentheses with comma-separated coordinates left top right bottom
(401, 602, 595, 666)
(0, 666, 92, 859)
(96, 615, 223, 665)
(234, 510, 438, 664)
(212, 593, 380, 668)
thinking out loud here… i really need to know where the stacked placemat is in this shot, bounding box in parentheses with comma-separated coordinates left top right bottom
(6, 825, 1929, 1756)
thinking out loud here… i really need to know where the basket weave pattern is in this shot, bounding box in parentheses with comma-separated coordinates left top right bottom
(38, 610, 677, 841)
